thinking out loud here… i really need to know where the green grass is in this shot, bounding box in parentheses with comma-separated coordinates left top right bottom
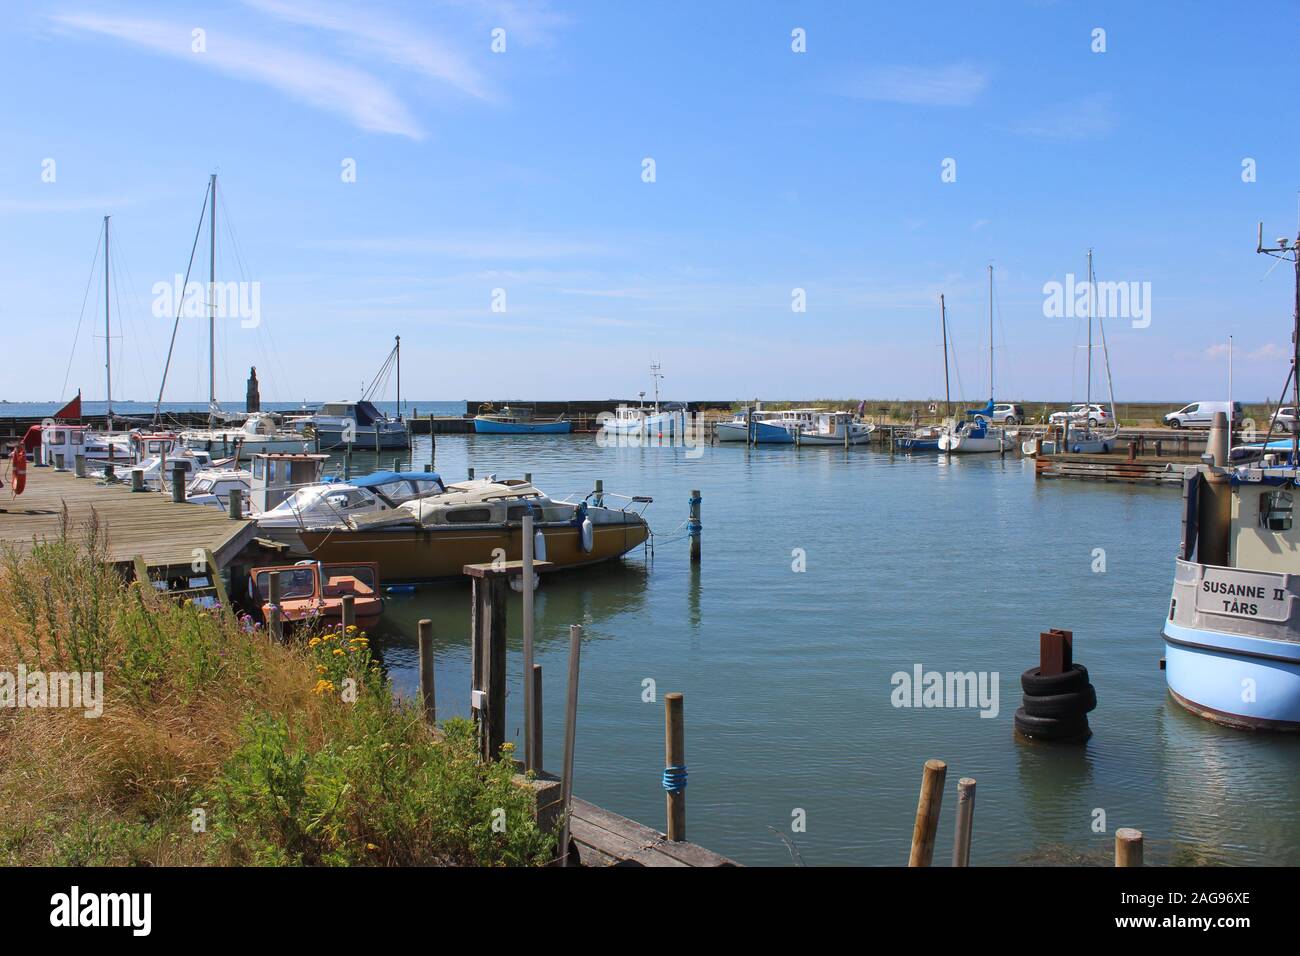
(0, 516, 555, 866)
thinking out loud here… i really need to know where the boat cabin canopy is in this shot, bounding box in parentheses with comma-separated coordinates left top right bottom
(250, 453, 329, 512)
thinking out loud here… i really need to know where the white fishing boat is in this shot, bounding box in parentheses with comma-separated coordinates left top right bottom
(603, 364, 687, 437)
(715, 405, 789, 443)
(795, 411, 874, 445)
(940, 266, 1013, 454)
(1023, 250, 1120, 456)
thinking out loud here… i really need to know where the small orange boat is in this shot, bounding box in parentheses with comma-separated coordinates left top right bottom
(249, 561, 383, 626)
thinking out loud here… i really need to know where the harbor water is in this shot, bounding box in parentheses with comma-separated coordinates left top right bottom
(339, 429, 1300, 867)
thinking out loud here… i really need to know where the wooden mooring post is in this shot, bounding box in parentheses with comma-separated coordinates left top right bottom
(952, 777, 976, 866)
(560, 623, 583, 866)
(341, 593, 356, 632)
(522, 514, 537, 771)
(531, 664, 543, 770)
(908, 758, 947, 866)
(664, 692, 686, 841)
(418, 618, 436, 723)
(1115, 828, 1144, 866)
(170, 464, 186, 503)
(688, 490, 702, 563)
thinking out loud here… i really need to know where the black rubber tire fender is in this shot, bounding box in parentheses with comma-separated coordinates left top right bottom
(1021, 663, 1089, 696)
(1013, 707, 1090, 741)
(1021, 684, 1096, 718)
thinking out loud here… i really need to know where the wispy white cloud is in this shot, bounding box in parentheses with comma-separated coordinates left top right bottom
(843, 63, 989, 106)
(1206, 342, 1285, 361)
(1009, 93, 1116, 141)
(51, 13, 424, 138)
(241, 0, 493, 101)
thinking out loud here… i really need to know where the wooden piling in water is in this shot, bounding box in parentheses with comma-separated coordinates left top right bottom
(688, 490, 701, 563)
(418, 618, 436, 724)
(560, 623, 583, 866)
(532, 663, 543, 771)
(908, 758, 947, 866)
(1115, 828, 1143, 866)
(341, 593, 356, 632)
(522, 514, 536, 771)
(952, 777, 976, 866)
(664, 692, 686, 841)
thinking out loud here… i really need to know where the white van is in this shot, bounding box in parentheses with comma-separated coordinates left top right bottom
(1164, 401, 1244, 429)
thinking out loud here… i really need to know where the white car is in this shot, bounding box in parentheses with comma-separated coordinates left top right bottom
(1048, 404, 1111, 427)
(1270, 407, 1298, 434)
(1165, 401, 1243, 429)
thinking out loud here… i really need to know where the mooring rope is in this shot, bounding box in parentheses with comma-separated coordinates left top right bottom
(662, 764, 688, 794)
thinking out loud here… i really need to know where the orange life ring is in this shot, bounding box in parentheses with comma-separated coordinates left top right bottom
(11, 446, 26, 496)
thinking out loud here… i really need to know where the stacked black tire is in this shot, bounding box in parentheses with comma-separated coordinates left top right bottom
(1015, 663, 1096, 742)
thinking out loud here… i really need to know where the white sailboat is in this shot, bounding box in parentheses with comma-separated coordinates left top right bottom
(1024, 249, 1120, 456)
(939, 266, 1014, 454)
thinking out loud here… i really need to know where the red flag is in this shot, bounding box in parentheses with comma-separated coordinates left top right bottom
(53, 393, 81, 420)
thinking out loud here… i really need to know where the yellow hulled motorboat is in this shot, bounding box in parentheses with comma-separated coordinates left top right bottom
(291, 478, 651, 583)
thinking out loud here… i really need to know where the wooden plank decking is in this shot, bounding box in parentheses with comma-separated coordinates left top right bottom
(0, 465, 255, 571)
(1035, 452, 1196, 485)
(569, 797, 738, 867)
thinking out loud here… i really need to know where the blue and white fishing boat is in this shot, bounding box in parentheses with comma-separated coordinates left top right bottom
(1163, 226, 1300, 731)
(714, 406, 817, 444)
(473, 404, 572, 434)
(602, 364, 687, 437)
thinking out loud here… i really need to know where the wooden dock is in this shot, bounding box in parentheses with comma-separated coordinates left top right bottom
(1035, 452, 1196, 485)
(0, 465, 256, 573)
(568, 797, 738, 867)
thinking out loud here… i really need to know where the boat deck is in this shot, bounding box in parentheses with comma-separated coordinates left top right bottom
(0, 465, 256, 572)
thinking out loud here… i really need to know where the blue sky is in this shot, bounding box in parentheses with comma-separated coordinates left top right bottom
(1, 0, 1297, 405)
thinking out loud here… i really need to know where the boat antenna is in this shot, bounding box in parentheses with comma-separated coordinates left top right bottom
(650, 362, 663, 414)
(940, 293, 951, 418)
(1256, 219, 1300, 472)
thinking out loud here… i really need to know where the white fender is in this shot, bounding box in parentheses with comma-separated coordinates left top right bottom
(534, 527, 548, 561)
(580, 516, 594, 553)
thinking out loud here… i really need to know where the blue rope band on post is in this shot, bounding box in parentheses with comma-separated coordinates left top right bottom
(662, 764, 688, 793)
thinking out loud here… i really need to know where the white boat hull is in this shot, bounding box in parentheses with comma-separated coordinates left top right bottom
(939, 432, 1011, 453)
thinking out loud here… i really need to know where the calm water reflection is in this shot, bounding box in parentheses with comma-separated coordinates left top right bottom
(341, 433, 1300, 866)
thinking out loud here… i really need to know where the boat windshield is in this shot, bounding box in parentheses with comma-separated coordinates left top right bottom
(271, 485, 376, 516)
(253, 567, 317, 600)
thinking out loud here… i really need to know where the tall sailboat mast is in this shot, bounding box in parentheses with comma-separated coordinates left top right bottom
(940, 294, 951, 418)
(1086, 249, 1094, 426)
(988, 264, 994, 401)
(395, 335, 401, 419)
(208, 173, 217, 424)
(104, 215, 113, 433)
